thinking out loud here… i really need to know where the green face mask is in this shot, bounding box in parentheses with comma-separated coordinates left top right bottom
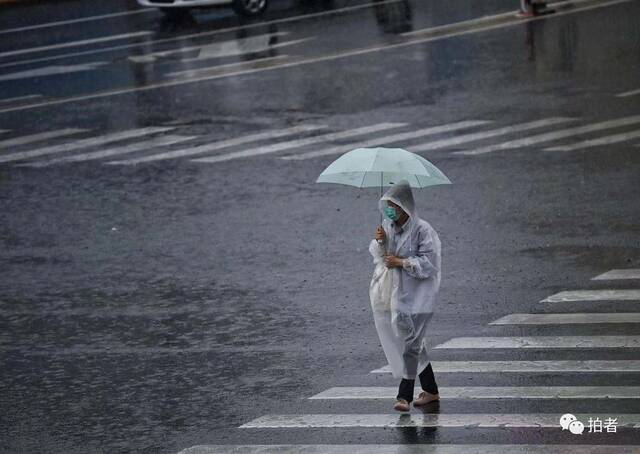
(384, 206, 400, 221)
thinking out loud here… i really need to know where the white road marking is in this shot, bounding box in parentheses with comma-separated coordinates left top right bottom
(457, 114, 640, 155)
(542, 290, 640, 302)
(25, 135, 196, 167)
(617, 88, 640, 98)
(490, 313, 640, 324)
(191, 123, 408, 164)
(177, 445, 640, 454)
(0, 128, 86, 148)
(108, 124, 327, 164)
(165, 55, 289, 79)
(593, 269, 640, 280)
(0, 94, 43, 104)
(180, 40, 312, 64)
(281, 121, 489, 160)
(434, 336, 640, 349)
(0, 31, 152, 60)
(370, 360, 640, 373)
(127, 33, 291, 64)
(0, 62, 107, 82)
(410, 118, 576, 152)
(1, 0, 631, 115)
(545, 129, 640, 151)
(0, 0, 405, 71)
(0, 127, 171, 164)
(0, 10, 155, 36)
(175, 33, 289, 62)
(309, 386, 640, 400)
(239, 413, 640, 428)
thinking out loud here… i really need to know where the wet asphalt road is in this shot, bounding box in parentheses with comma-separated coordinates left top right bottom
(1, 0, 640, 453)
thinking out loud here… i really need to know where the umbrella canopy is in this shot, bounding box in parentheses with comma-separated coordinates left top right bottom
(315, 147, 452, 188)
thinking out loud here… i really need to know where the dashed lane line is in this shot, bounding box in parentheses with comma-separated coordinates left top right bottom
(0, 62, 107, 83)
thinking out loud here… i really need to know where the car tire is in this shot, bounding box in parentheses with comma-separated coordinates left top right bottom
(232, 0, 268, 17)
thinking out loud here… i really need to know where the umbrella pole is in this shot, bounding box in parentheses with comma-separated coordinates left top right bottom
(380, 172, 386, 255)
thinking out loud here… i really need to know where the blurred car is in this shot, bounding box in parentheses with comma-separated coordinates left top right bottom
(137, 0, 269, 17)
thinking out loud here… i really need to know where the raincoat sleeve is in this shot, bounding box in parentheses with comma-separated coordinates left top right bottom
(402, 226, 438, 279)
(369, 239, 385, 264)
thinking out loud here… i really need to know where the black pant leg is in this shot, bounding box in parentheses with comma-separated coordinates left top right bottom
(397, 378, 415, 402)
(418, 362, 439, 394)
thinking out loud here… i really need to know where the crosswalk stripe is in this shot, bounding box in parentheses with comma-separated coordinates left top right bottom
(370, 360, 640, 373)
(239, 413, 640, 428)
(434, 336, 640, 349)
(542, 290, 640, 303)
(108, 124, 326, 164)
(309, 386, 640, 400)
(490, 313, 640, 324)
(410, 118, 575, 152)
(177, 445, 640, 454)
(192, 123, 408, 163)
(593, 269, 640, 280)
(0, 31, 152, 59)
(617, 88, 640, 98)
(455, 114, 640, 155)
(0, 128, 86, 148)
(25, 135, 196, 166)
(280, 120, 489, 160)
(545, 129, 640, 151)
(0, 127, 172, 164)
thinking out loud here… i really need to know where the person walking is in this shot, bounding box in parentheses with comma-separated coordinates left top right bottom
(368, 179, 442, 412)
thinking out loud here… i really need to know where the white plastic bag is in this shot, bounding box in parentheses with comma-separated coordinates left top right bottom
(369, 263, 394, 312)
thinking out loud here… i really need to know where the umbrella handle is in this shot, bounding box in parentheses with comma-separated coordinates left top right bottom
(379, 174, 386, 255)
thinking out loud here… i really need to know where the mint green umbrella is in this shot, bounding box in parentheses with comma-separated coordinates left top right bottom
(316, 147, 452, 223)
(316, 146, 451, 191)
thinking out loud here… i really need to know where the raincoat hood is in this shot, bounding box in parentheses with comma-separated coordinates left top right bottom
(378, 179, 417, 218)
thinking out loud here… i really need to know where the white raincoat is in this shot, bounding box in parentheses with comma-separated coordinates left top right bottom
(368, 180, 441, 380)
